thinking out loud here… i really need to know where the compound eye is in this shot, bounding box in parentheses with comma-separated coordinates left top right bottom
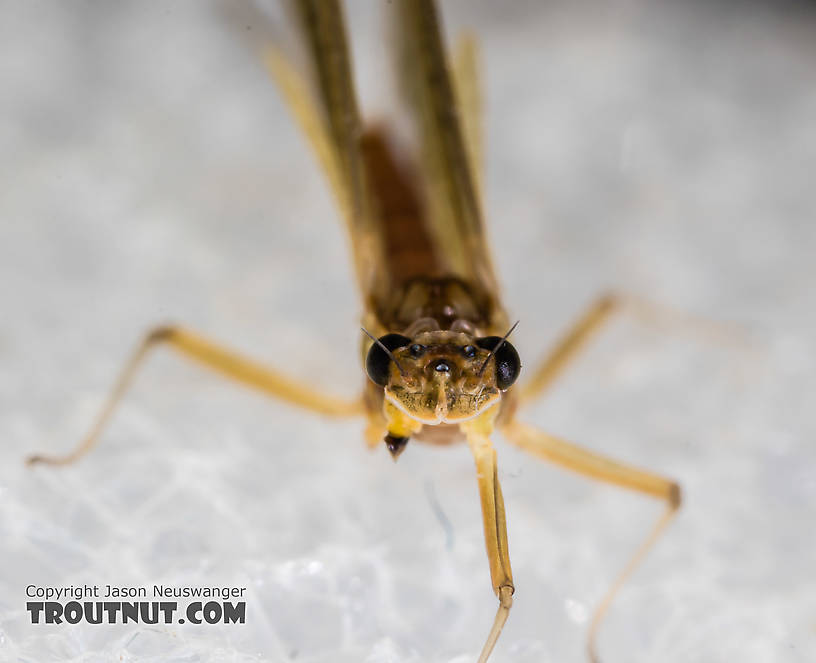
(409, 343, 426, 358)
(476, 336, 522, 391)
(461, 344, 477, 358)
(366, 334, 411, 386)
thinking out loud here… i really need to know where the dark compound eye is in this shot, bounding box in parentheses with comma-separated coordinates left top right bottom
(476, 336, 521, 391)
(366, 333, 411, 386)
(462, 344, 477, 358)
(409, 343, 426, 358)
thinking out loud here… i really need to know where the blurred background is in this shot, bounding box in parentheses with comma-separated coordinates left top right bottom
(1, 1, 814, 661)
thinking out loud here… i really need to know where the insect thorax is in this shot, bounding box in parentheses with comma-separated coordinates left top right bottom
(374, 276, 503, 335)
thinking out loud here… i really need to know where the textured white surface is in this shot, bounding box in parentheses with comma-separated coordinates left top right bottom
(1, 1, 814, 662)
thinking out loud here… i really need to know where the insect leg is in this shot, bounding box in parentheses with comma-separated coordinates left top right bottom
(519, 293, 621, 405)
(520, 291, 749, 406)
(500, 419, 680, 663)
(27, 325, 363, 466)
(462, 408, 514, 663)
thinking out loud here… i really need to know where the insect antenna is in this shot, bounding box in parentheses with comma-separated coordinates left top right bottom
(478, 320, 520, 376)
(361, 327, 407, 376)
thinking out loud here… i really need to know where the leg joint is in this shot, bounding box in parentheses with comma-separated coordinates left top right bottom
(498, 584, 514, 608)
(668, 481, 682, 509)
(145, 325, 177, 345)
(597, 291, 621, 312)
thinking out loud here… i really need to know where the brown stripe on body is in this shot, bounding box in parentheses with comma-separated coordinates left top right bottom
(360, 126, 442, 286)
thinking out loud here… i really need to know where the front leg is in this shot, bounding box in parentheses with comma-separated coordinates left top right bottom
(461, 405, 514, 663)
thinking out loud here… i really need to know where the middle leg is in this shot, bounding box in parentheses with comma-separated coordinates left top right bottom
(519, 291, 743, 406)
(501, 418, 681, 663)
(28, 325, 364, 467)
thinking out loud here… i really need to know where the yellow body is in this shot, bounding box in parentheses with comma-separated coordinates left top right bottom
(29, 3, 682, 662)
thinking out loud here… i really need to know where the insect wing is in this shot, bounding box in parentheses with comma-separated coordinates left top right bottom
(391, 0, 503, 323)
(266, 0, 389, 306)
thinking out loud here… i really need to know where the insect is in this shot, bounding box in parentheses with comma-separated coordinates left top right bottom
(28, 1, 681, 660)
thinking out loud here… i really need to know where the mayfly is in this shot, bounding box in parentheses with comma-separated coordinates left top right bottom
(28, 1, 681, 660)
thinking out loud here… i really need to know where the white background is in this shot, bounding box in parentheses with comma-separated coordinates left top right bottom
(1, 1, 814, 662)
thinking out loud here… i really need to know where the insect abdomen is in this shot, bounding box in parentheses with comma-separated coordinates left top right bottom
(360, 127, 442, 286)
